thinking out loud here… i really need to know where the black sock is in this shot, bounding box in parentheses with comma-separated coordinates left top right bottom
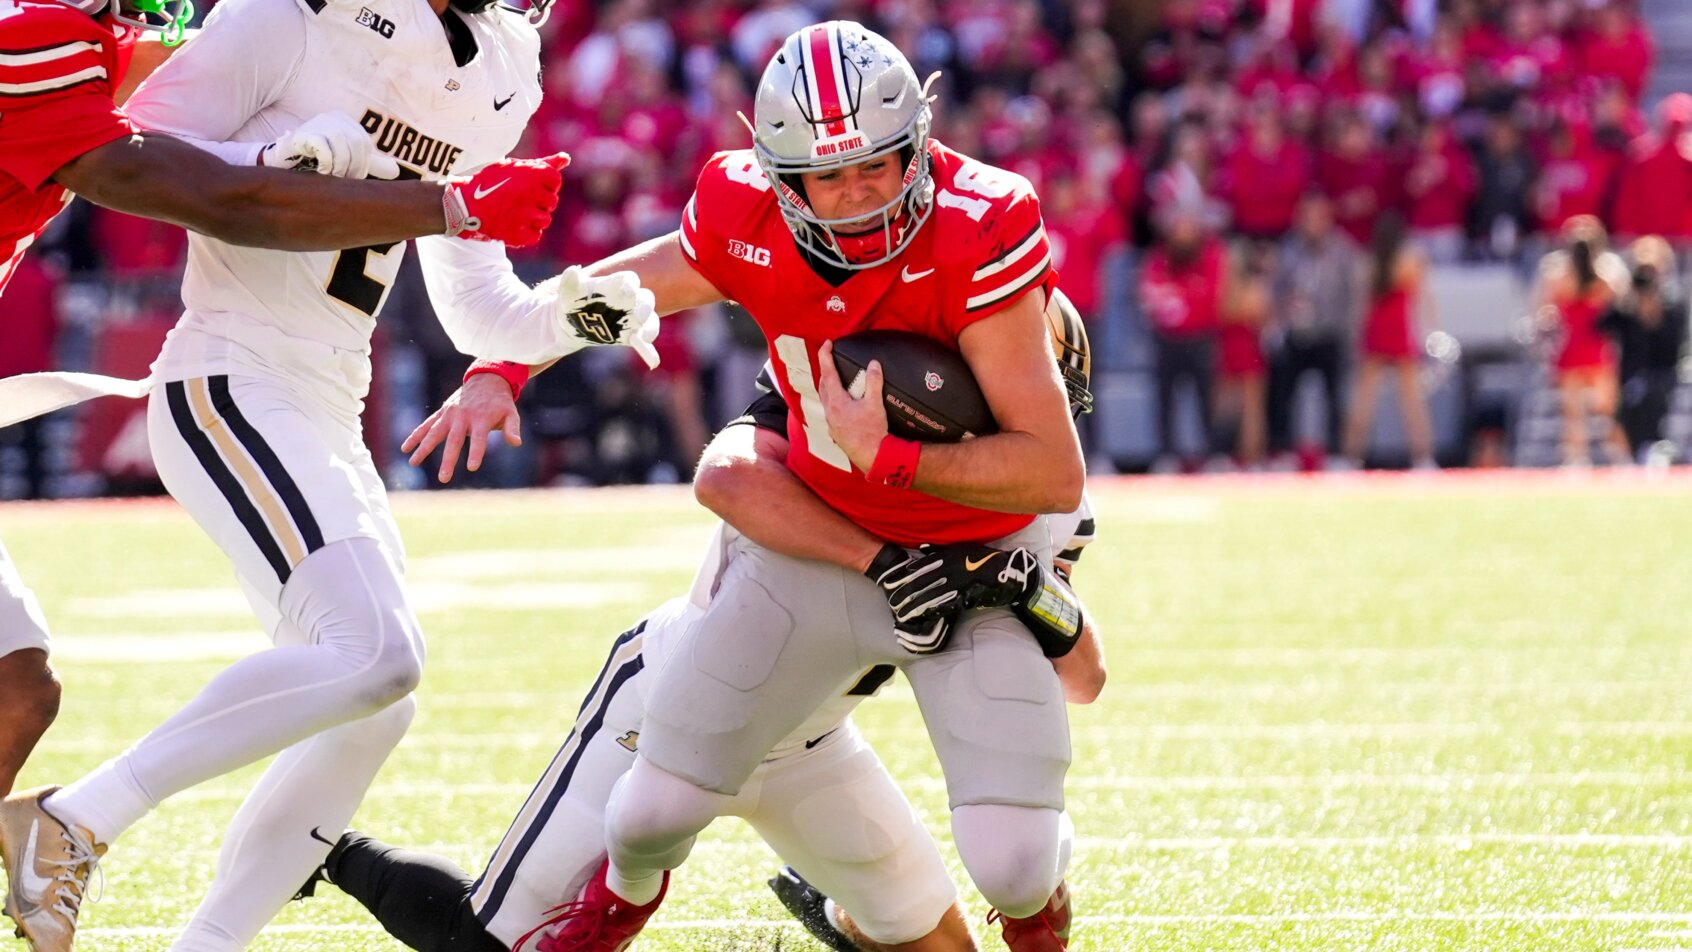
(327, 831, 508, 952)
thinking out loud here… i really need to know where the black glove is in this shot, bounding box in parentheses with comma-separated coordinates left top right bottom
(877, 543, 1084, 658)
(867, 545, 958, 655)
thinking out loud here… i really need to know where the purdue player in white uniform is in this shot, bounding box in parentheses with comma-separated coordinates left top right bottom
(0, 0, 657, 947)
(309, 369, 1103, 952)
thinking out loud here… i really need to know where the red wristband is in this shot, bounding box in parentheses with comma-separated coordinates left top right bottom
(866, 435, 920, 489)
(464, 359, 530, 398)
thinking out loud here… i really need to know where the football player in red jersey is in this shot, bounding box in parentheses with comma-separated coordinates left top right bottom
(406, 21, 1086, 951)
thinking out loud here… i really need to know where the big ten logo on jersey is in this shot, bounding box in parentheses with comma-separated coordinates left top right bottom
(355, 6, 395, 37)
(728, 240, 770, 267)
(357, 109, 464, 176)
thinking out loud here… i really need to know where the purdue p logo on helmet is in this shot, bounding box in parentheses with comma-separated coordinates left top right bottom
(750, 21, 937, 271)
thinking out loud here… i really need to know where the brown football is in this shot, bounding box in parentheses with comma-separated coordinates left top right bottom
(831, 330, 997, 443)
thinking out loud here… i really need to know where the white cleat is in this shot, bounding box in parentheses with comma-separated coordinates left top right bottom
(0, 786, 104, 952)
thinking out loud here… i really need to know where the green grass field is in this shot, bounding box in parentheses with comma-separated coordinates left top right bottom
(5, 472, 1692, 951)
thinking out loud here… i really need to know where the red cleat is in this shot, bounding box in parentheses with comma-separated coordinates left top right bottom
(987, 880, 1072, 951)
(520, 861, 669, 952)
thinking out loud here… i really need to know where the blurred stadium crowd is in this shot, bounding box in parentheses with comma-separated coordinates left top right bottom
(4, 0, 1690, 497)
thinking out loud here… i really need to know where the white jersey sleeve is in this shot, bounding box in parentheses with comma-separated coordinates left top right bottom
(414, 235, 590, 365)
(1051, 490, 1095, 572)
(123, 0, 306, 142)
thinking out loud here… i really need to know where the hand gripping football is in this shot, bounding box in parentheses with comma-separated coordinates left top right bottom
(830, 330, 996, 443)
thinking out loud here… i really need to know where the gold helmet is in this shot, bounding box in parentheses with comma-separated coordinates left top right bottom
(1045, 288, 1093, 416)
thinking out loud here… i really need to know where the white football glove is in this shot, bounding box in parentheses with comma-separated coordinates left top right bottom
(263, 111, 400, 180)
(544, 265, 661, 369)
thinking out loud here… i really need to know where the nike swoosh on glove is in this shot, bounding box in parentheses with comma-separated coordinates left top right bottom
(876, 543, 1033, 623)
(444, 152, 568, 247)
(543, 265, 662, 368)
(263, 111, 399, 180)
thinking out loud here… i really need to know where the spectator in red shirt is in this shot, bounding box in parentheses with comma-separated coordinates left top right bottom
(1490, 0, 1572, 95)
(1222, 103, 1311, 240)
(1609, 93, 1692, 243)
(1140, 204, 1227, 466)
(1149, 119, 1230, 234)
(1347, 43, 1404, 135)
(1234, 35, 1303, 103)
(1534, 117, 1619, 235)
(1403, 120, 1476, 262)
(1578, 2, 1654, 102)
(1046, 171, 1128, 324)
(1319, 111, 1396, 244)
(1253, 0, 1323, 61)
(1075, 112, 1142, 244)
(1412, 17, 1468, 120)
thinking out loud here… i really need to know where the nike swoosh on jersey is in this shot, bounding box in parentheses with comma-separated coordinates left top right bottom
(472, 179, 509, 200)
(494, 93, 515, 111)
(15, 821, 54, 911)
(964, 553, 1000, 572)
(901, 265, 935, 282)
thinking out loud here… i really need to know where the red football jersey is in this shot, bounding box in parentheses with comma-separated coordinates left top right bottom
(0, 0, 136, 294)
(681, 141, 1057, 546)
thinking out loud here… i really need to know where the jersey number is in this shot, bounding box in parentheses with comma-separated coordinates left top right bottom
(723, 155, 772, 192)
(774, 335, 851, 472)
(936, 160, 1018, 222)
(325, 164, 422, 316)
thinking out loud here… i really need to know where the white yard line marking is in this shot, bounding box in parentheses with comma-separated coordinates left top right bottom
(132, 770, 1692, 802)
(1095, 834, 1692, 850)
(79, 911, 1692, 937)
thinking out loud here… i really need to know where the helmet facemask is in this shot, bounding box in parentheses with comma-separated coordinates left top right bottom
(758, 140, 934, 269)
(112, 0, 196, 45)
(750, 22, 940, 271)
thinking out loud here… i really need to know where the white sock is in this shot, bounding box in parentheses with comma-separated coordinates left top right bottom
(47, 759, 154, 847)
(170, 697, 416, 952)
(48, 539, 422, 848)
(604, 861, 665, 907)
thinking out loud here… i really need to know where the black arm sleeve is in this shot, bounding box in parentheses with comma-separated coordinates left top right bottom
(726, 388, 790, 434)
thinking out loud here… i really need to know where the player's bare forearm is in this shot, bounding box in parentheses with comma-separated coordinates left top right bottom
(817, 293, 1083, 514)
(924, 294, 1083, 511)
(1053, 618, 1105, 704)
(581, 233, 724, 316)
(695, 426, 885, 574)
(906, 427, 1082, 513)
(55, 134, 449, 251)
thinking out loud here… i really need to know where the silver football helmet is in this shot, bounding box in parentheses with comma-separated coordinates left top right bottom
(749, 21, 936, 270)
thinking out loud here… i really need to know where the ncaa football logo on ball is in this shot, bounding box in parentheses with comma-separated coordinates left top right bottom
(925, 371, 944, 392)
